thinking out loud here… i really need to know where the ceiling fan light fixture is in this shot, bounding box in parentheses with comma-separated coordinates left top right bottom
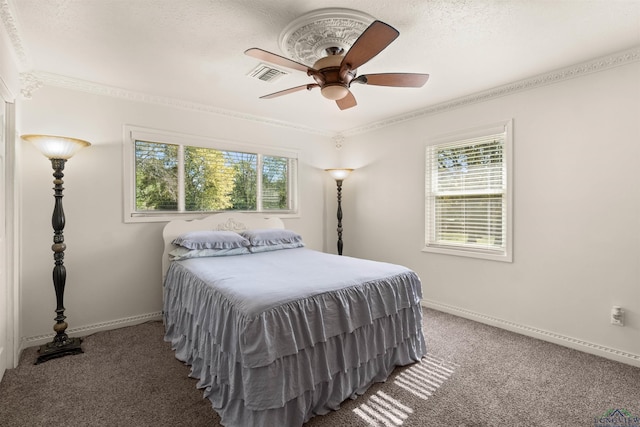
(312, 54, 344, 69)
(321, 84, 349, 101)
(247, 16, 429, 110)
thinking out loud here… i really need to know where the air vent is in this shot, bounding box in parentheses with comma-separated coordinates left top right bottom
(248, 63, 288, 83)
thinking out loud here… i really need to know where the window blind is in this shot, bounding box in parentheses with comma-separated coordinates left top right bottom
(425, 132, 506, 254)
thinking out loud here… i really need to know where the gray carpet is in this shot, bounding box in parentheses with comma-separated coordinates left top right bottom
(1, 308, 639, 426)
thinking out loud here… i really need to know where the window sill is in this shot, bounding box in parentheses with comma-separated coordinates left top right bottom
(422, 245, 512, 263)
(124, 211, 301, 224)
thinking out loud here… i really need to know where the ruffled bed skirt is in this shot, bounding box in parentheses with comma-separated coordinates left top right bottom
(167, 318, 424, 426)
(211, 335, 423, 426)
(163, 258, 426, 426)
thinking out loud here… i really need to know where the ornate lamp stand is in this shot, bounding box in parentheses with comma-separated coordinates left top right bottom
(22, 134, 90, 364)
(325, 169, 353, 255)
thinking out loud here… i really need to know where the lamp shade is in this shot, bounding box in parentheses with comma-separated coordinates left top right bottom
(325, 168, 354, 181)
(320, 84, 349, 101)
(22, 134, 91, 159)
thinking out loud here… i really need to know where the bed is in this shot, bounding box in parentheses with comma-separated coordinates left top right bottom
(162, 213, 426, 426)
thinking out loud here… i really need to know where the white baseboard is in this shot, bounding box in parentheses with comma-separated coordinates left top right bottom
(21, 311, 163, 349)
(20, 304, 640, 368)
(423, 300, 640, 368)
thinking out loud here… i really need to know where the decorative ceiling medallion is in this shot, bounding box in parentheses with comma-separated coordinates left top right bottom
(278, 8, 375, 66)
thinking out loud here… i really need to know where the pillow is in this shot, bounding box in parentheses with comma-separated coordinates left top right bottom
(248, 242, 305, 253)
(169, 246, 250, 260)
(172, 230, 249, 250)
(240, 228, 303, 247)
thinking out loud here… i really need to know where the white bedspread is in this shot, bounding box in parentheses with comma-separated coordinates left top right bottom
(164, 248, 426, 426)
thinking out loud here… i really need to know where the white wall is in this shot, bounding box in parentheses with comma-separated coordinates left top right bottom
(339, 61, 640, 365)
(15, 49, 640, 366)
(19, 85, 337, 343)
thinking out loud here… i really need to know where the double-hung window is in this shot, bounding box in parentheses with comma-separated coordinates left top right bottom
(424, 120, 512, 262)
(124, 126, 298, 222)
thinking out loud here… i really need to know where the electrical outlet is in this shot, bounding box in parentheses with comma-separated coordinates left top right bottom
(611, 306, 624, 326)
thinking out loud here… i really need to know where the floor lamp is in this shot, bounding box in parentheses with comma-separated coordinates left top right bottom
(22, 134, 90, 364)
(325, 169, 353, 255)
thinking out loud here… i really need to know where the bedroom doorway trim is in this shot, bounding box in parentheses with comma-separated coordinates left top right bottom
(0, 76, 18, 376)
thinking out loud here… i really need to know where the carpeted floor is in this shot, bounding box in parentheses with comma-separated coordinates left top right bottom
(1, 308, 639, 426)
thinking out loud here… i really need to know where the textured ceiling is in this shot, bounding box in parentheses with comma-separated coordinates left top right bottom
(5, 0, 640, 134)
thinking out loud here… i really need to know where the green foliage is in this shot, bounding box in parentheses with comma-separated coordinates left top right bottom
(230, 157, 257, 210)
(262, 156, 288, 210)
(437, 141, 503, 172)
(135, 142, 178, 210)
(184, 147, 234, 211)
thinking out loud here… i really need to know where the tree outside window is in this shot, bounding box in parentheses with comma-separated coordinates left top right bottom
(134, 140, 294, 213)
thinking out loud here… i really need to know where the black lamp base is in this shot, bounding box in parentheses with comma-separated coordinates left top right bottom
(35, 337, 83, 365)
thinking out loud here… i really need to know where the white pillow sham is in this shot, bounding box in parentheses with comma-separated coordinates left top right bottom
(240, 229, 303, 246)
(172, 230, 250, 250)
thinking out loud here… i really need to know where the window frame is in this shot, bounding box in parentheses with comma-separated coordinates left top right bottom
(423, 120, 513, 262)
(123, 125, 299, 223)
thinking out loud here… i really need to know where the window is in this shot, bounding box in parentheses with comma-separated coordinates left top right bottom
(124, 126, 297, 222)
(424, 120, 512, 262)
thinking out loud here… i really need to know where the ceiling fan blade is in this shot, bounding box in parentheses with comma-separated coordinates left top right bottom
(354, 73, 430, 87)
(336, 90, 357, 110)
(340, 21, 399, 71)
(245, 48, 313, 73)
(259, 84, 318, 99)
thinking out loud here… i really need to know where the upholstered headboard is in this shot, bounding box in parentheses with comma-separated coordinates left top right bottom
(161, 212, 285, 280)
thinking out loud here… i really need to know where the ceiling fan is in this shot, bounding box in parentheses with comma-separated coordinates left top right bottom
(245, 20, 429, 110)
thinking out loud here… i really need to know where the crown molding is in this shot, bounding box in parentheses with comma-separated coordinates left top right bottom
(21, 71, 333, 136)
(15, 41, 639, 139)
(19, 72, 41, 99)
(5, 0, 328, 136)
(343, 45, 640, 137)
(0, 0, 29, 68)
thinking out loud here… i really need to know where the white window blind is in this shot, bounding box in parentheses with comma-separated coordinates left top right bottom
(425, 122, 512, 262)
